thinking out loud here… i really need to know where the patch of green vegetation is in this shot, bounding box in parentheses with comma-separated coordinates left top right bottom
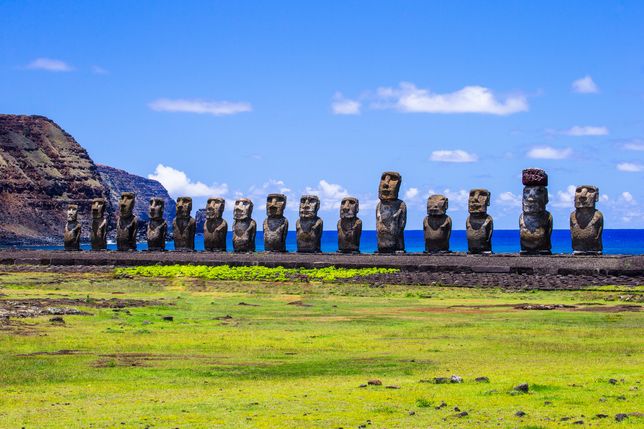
(0, 271, 642, 428)
(115, 264, 399, 282)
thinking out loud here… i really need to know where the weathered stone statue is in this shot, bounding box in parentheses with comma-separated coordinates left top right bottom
(232, 198, 256, 252)
(147, 197, 167, 251)
(204, 197, 227, 252)
(173, 196, 196, 251)
(519, 168, 552, 255)
(90, 198, 108, 251)
(466, 189, 493, 254)
(63, 204, 81, 251)
(423, 195, 451, 253)
(263, 194, 288, 252)
(296, 195, 323, 253)
(337, 197, 362, 253)
(116, 192, 138, 251)
(570, 185, 603, 255)
(376, 171, 406, 253)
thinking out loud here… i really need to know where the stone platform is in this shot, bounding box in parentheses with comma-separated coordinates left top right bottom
(1, 250, 642, 276)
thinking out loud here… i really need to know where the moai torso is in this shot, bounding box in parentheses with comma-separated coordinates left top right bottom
(63, 204, 81, 251)
(204, 198, 227, 252)
(173, 197, 196, 251)
(570, 185, 603, 254)
(116, 192, 138, 251)
(263, 194, 288, 252)
(376, 171, 406, 253)
(147, 197, 167, 251)
(90, 198, 108, 251)
(466, 189, 493, 254)
(423, 195, 451, 253)
(232, 198, 256, 252)
(296, 195, 323, 253)
(337, 197, 361, 253)
(519, 169, 552, 255)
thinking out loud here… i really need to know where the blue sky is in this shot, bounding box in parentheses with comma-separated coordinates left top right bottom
(1, 0, 643, 230)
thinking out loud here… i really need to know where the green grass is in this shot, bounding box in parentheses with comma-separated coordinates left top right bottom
(0, 270, 642, 428)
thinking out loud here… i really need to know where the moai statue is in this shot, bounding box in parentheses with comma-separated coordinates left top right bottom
(423, 195, 451, 253)
(466, 189, 493, 254)
(90, 198, 108, 251)
(570, 185, 603, 255)
(232, 198, 256, 252)
(296, 195, 323, 253)
(147, 197, 167, 251)
(204, 197, 227, 252)
(519, 168, 552, 255)
(337, 197, 362, 253)
(173, 196, 196, 251)
(376, 172, 406, 253)
(263, 194, 288, 252)
(116, 192, 138, 251)
(63, 204, 81, 251)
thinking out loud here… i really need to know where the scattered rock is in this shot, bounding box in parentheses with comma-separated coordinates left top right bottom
(513, 383, 529, 393)
(599, 397, 607, 402)
(435, 401, 447, 410)
(367, 379, 382, 386)
(238, 302, 259, 307)
(162, 316, 173, 321)
(358, 384, 367, 388)
(450, 375, 463, 383)
(515, 411, 526, 417)
(455, 411, 468, 418)
(573, 420, 584, 425)
(214, 315, 233, 320)
(514, 304, 576, 310)
(433, 377, 450, 384)
(595, 414, 608, 418)
(475, 376, 489, 383)
(615, 414, 629, 422)
(453, 407, 460, 412)
(544, 401, 552, 405)
(287, 300, 312, 307)
(408, 411, 415, 416)
(49, 316, 65, 324)
(561, 417, 571, 421)
(609, 378, 618, 385)
(385, 385, 400, 389)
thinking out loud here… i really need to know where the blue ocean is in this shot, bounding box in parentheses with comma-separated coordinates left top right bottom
(7, 230, 643, 254)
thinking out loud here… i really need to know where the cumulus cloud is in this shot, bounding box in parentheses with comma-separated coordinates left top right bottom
(623, 140, 644, 151)
(26, 58, 74, 72)
(496, 191, 522, 208)
(563, 125, 609, 136)
(305, 180, 350, 210)
(404, 188, 419, 200)
(571, 75, 599, 94)
(620, 192, 635, 204)
(331, 92, 361, 115)
(148, 164, 228, 198)
(527, 146, 573, 160)
(371, 82, 528, 115)
(617, 162, 644, 172)
(552, 185, 577, 208)
(148, 98, 252, 116)
(430, 149, 479, 163)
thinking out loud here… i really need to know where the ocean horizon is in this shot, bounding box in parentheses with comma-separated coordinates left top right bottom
(5, 229, 643, 255)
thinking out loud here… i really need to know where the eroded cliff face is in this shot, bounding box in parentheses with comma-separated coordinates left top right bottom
(0, 115, 109, 244)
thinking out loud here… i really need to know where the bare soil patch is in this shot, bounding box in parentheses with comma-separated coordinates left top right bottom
(0, 297, 170, 319)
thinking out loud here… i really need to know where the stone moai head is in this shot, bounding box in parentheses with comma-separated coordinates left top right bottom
(67, 204, 79, 222)
(522, 168, 549, 214)
(119, 192, 135, 217)
(468, 189, 491, 214)
(206, 197, 225, 219)
(233, 198, 253, 220)
(149, 198, 165, 220)
(427, 195, 448, 216)
(176, 197, 192, 219)
(378, 171, 402, 201)
(575, 185, 599, 209)
(266, 194, 287, 218)
(299, 195, 320, 219)
(91, 198, 106, 219)
(340, 197, 359, 219)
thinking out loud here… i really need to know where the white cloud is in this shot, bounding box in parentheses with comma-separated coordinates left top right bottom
(331, 92, 361, 115)
(563, 125, 609, 136)
(404, 188, 419, 200)
(430, 149, 479, 163)
(527, 146, 573, 160)
(496, 191, 522, 208)
(620, 191, 635, 204)
(623, 140, 644, 151)
(617, 162, 644, 172)
(305, 180, 350, 210)
(148, 164, 228, 198)
(372, 82, 528, 115)
(552, 185, 577, 208)
(26, 57, 74, 72)
(91, 65, 109, 75)
(571, 75, 599, 94)
(148, 98, 252, 116)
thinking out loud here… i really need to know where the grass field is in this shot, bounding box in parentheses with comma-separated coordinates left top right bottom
(0, 269, 642, 428)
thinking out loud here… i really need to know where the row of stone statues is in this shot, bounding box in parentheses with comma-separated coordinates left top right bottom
(64, 169, 604, 255)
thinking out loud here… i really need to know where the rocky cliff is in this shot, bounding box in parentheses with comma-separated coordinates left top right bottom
(0, 114, 175, 245)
